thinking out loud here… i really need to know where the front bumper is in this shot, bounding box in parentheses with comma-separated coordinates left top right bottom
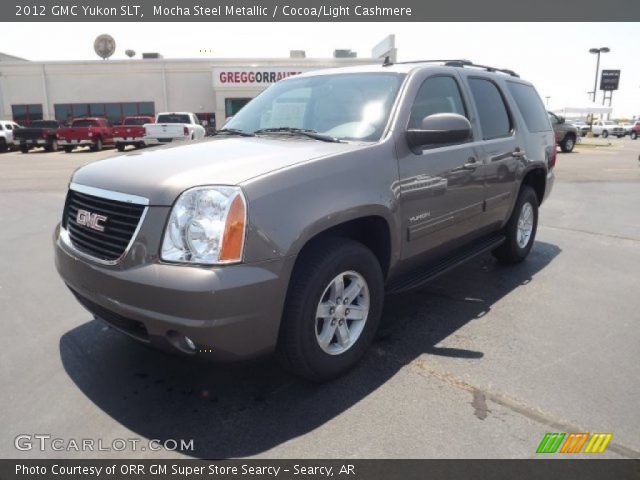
(54, 220, 292, 361)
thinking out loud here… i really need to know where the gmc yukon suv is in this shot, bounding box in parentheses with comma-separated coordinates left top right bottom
(55, 61, 555, 381)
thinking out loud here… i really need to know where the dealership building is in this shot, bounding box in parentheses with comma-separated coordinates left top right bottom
(0, 36, 396, 129)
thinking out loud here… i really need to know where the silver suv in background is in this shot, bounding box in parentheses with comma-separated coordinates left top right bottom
(55, 60, 555, 381)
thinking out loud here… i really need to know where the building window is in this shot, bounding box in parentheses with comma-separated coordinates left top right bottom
(54, 102, 155, 125)
(225, 98, 252, 119)
(12, 104, 43, 125)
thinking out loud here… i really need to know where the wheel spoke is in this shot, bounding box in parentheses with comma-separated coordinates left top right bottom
(336, 323, 351, 347)
(330, 276, 344, 303)
(343, 279, 363, 304)
(346, 305, 366, 320)
(317, 320, 337, 349)
(316, 303, 333, 318)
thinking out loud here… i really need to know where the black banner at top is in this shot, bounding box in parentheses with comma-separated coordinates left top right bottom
(4, 0, 640, 21)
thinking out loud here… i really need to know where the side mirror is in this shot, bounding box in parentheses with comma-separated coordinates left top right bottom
(406, 113, 472, 150)
(558, 116, 566, 124)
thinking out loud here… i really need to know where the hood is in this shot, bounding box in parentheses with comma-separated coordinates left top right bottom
(71, 136, 364, 205)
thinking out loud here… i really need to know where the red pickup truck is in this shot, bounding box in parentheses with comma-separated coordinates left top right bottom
(57, 117, 114, 153)
(112, 116, 154, 151)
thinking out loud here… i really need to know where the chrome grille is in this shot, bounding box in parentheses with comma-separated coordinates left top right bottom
(62, 186, 146, 263)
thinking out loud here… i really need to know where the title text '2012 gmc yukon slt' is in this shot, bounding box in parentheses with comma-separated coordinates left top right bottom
(55, 60, 555, 381)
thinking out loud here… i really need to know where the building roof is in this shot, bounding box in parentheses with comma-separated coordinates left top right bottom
(0, 52, 28, 62)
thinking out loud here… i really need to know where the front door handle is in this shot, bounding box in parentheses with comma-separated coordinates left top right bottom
(452, 157, 478, 172)
(512, 148, 526, 158)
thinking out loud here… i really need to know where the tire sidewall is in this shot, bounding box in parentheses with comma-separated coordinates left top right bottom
(506, 188, 538, 260)
(561, 134, 575, 152)
(286, 242, 384, 380)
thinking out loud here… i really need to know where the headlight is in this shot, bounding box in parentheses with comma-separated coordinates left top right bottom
(161, 186, 247, 265)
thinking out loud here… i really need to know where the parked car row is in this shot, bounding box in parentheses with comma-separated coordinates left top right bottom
(1, 111, 206, 154)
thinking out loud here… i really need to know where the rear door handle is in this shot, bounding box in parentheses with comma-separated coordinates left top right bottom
(463, 156, 479, 168)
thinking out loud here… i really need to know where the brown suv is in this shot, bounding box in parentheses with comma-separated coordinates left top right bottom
(55, 60, 555, 381)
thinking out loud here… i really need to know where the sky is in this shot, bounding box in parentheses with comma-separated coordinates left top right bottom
(1, 22, 639, 117)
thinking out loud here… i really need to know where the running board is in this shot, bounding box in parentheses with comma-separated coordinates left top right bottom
(386, 233, 506, 294)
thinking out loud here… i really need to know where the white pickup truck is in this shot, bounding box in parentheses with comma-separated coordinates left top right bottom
(591, 120, 625, 138)
(143, 112, 205, 145)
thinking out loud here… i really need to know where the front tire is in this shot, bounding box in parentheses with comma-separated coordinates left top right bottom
(602, 130, 609, 138)
(116, 143, 125, 152)
(560, 134, 575, 153)
(631, 131, 638, 140)
(64, 146, 74, 153)
(493, 186, 539, 264)
(20, 146, 29, 154)
(277, 238, 384, 382)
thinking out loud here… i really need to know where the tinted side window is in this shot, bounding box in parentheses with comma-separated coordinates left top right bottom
(468, 78, 511, 139)
(409, 76, 466, 129)
(508, 82, 551, 132)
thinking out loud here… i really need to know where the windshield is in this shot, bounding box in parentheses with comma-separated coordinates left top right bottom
(157, 114, 190, 124)
(224, 72, 405, 142)
(124, 117, 150, 126)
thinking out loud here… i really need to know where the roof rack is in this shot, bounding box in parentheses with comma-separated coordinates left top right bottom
(382, 58, 519, 78)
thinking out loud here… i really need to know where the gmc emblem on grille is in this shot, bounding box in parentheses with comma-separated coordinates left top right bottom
(76, 209, 107, 232)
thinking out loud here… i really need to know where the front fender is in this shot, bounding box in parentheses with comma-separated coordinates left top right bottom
(241, 141, 401, 270)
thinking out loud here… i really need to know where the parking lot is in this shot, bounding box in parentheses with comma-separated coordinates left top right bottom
(0, 139, 639, 459)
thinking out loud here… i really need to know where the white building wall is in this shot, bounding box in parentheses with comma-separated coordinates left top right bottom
(0, 57, 375, 125)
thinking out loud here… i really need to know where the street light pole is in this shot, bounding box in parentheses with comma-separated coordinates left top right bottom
(589, 47, 610, 130)
(589, 47, 610, 103)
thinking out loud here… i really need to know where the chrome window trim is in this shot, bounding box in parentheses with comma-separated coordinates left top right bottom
(69, 182, 150, 206)
(62, 183, 149, 266)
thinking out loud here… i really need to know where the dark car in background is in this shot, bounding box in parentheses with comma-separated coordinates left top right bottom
(14, 120, 62, 153)
(548, 112, 578, 152)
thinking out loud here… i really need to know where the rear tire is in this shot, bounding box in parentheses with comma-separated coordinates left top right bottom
(631, 131, 638, 140)
(0, 139, 7, 153)
(493, 186, 539, 264)
(90, 137, 103, 152)
(602, 130, 609, 138)
(277, 238, 384, 382)
(116, 143, 125, 152)
(20, 146, 29, 154)
(560, 134, 575, 153)
(64, 146, 74, 153)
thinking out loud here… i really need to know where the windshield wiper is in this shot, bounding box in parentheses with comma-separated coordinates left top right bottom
(216, 128, 255, 137)
(254, 127, 343, 143)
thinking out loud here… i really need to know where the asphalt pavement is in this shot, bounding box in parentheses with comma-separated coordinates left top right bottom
(0, 140, 638, 459)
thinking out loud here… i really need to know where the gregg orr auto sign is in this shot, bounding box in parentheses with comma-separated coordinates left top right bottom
(213, 68, 309, 88)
